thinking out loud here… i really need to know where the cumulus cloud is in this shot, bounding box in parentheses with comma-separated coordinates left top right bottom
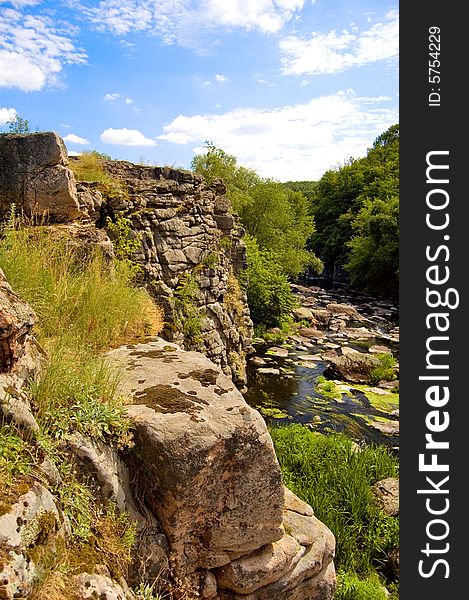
(74, 0, 305, 48)
(100, 127, 156, 146)
(104, 92, 120, 100)
(63, 133, 90, 145)
(158, 90, 397, 181)
(215, 73, 229, 82)
(0, 106, 17, 125)
(0, 8, 87, 91)
(279, 10, 398, 75)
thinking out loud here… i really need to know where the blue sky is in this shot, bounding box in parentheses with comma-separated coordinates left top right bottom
(0, 0, 398, 181)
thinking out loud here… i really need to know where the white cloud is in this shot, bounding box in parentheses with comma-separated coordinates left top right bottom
(100, 127, 156, 146)
(125, 97, 133, 104)
(104, 92, 120, 100)
(0, 106, 17, 125)
(2, 0, 41, 7)
(75, 0, 305, 48)
(215, 73, 228, 82)
(0, 9, 87, 91)
(158, 90, 397, 181)
(279, 10, 398, 75)
(63, 133, 90, 145)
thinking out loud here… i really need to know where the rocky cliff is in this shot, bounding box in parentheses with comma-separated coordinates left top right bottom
(0, 132, 252, 387)
(0, 133, 337, 599)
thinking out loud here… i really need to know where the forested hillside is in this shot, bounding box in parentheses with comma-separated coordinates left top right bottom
(305, 124, 399, 299)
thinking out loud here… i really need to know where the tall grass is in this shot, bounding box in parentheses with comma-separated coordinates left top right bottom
(0, 224, 163, 444)
(270, 424, 399, 580)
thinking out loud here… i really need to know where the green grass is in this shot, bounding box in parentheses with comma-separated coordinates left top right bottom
(335, 571, 393, 600)
(270, 424, 399, 584)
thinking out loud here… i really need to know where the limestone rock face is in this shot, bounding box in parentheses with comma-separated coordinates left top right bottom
(107, 338, 284, 578)
(90, 159, 253, 384)
(0, 132, 83, 222)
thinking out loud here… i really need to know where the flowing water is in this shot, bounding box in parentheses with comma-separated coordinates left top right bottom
(243, 283, 400, 449)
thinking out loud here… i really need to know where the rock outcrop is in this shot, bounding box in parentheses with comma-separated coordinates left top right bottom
(0, 133, 253, 385)
(0, 132, 83, 222)
(107, 337, 336, 599)
(89, 159, 254, 386)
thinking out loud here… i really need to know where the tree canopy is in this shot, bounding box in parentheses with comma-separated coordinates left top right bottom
(309, 124, 399, 298)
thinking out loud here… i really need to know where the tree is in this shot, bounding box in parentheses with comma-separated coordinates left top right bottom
(308, 124, 399, 297)
(6, 114, 30, 134)
(192, 143, 322, 278)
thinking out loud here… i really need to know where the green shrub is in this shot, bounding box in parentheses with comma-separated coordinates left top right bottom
(370, 353, 396, 384)
(242, 236, 296, 328)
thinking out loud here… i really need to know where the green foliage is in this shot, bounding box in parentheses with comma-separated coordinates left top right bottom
(346, 196, 399, 298)
(242, 236, 297, 328)
(106, 215, 141, 265)
(192, 142, 322, 279)
(369, 353, 397, 385)
(69, 151, 111, 183)
(174, 273, 204, 346)
(270, 425, 399, 577)
(310, 124, 399, 297)
(335, 571, 390, 600)
(3, 114, 31, 133)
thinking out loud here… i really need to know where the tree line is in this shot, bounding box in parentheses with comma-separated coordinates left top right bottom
(192, 124, 399, 329)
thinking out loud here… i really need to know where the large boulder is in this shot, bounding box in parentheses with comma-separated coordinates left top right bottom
(324, 348, 380, 384)
(107, 338, 285, 579)
(0, 132, 83, 222)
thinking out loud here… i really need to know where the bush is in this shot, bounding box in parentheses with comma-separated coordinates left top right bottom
(242, 236, 296, 328)
(370, 352, 396, 384)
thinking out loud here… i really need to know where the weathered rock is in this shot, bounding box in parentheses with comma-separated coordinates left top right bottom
(220, 533, 336, 600)
(66, 432, 137, 513)
(0, 132, 83, 222)
(267, 346, 289, 358)
(0, 271, 44, 435)
(369, 420, 399, 436)
(292, 307, 316, 322)
(324, 348, 379, 384)
(72, 573, 132, 600)
(283, 512, 326, 547)
(43, 223, 115, 264)
(0, 550, 36, 600)
(372, 477, 399, 516)
(216, 534, 302, 594)
(369, 344, 391, 354)
(297, 328, 324, 340)
(0, 481, 60, 549)
(107, 338, 284, 581)
(0, 269, 37, 373)
(326, 302, 363, 320)
(283, 487, 314, 517)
